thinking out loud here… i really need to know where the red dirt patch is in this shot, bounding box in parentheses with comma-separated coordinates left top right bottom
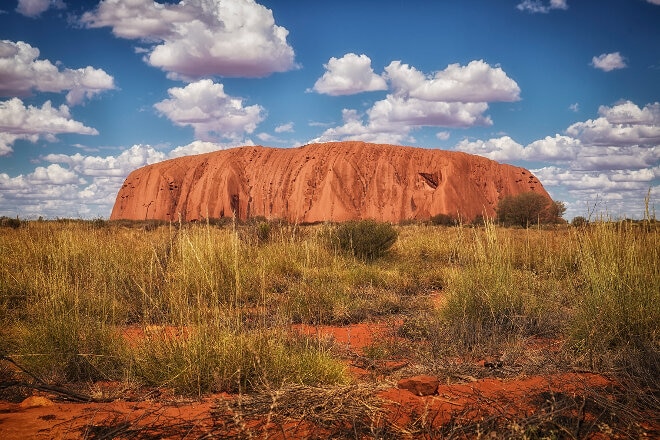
(380, 373, 616, 432)
(292, 322, 388, 354)
(0, 396, 218, 439)
(0, 373, 622, 439)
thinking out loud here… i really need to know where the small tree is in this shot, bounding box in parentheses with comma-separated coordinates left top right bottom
(547, 200, 567, 223)
(496, 192, 564, 227)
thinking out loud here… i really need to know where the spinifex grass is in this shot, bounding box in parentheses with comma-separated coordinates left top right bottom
(0, 220, 172, 326)
(0, 221, 352, 392)
(0, 221, 165, 382)
(569, 220, 659, 376)
(130, 224, 349, 394)
(440, 221, 556, 347)
(130, 324, 347, 395)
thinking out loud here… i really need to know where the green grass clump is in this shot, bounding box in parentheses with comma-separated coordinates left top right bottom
(569, 221, 659, 375)
(285, 274, 402, 325)
(440, 222, 558, 347)
(0, 221, 173, 325)
(14, 316, 125, 382)
(131, 325, 347, 395)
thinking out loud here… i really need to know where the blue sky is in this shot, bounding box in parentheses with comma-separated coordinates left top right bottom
(0, 0, 658, 220)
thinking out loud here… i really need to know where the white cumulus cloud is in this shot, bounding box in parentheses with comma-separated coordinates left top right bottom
(532, 165, 658, 216)
(274, 122, 294, 133)
(154, 79, 265, 142)
(313, 59, 518, 144)
(456, 102, 658, 163)
(46, 142, 239, 177)
(16, 0, 65, 18)
(456, 134, 582, 162)
(0, 133, 23, 156)
(385, 60, 520, 103)
(591, 52, 627, 72)
(0, 40, 116, 105)
(169, 140, 248, 157)
(312, 53, 387, 96)
(596, 100, 659, 125)
(525, 135, 582, 161)
(0, 144, 169, 218)
(0, 98, 99, 155)
(312, 108, 412, 145)
(566, 101, 660, 146)
(0, 98, 98, 136)
(436, 131, 451, 141)
(81, 0, 296, 79)
(454, 100, 659, 220)
(43, 144, 167, 178)
(455, 136, 525, 162)
(29, 163, 81, 184)
(575, 146, 658, 171)
(369, 95, 491, 128)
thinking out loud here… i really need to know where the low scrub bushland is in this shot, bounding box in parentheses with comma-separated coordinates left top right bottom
(0, 216, 657, 401)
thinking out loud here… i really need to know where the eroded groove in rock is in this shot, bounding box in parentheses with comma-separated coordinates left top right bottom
(418, 172, 439, 189)
(110, 141, 552, 223)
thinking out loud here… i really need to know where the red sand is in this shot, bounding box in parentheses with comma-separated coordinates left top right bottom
(0, 372, 616, 439)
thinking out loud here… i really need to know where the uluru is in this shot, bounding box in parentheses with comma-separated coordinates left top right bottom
(110, 141, 551, 224)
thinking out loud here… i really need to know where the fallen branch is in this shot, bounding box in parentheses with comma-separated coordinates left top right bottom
(1, 355, 110, 403)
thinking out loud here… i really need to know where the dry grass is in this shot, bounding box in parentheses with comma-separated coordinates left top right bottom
(0, 216, 658, 437)
(212, 383, 393, 438)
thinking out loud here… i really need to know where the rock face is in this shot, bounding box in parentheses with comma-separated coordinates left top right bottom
(110, 141, 551, 223)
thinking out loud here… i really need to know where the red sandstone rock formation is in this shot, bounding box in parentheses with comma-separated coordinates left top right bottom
(110, 141, 551, 223)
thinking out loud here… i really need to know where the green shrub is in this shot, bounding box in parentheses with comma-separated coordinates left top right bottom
(496, 192, 565, 227)
(430, 213, 458, 226)
(91, 218, 109, 229)
(254, 221, 271, 243)
(332, 220, 398, 261)
(470, 215, 486, 227)
(238, 218, 272, 244)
